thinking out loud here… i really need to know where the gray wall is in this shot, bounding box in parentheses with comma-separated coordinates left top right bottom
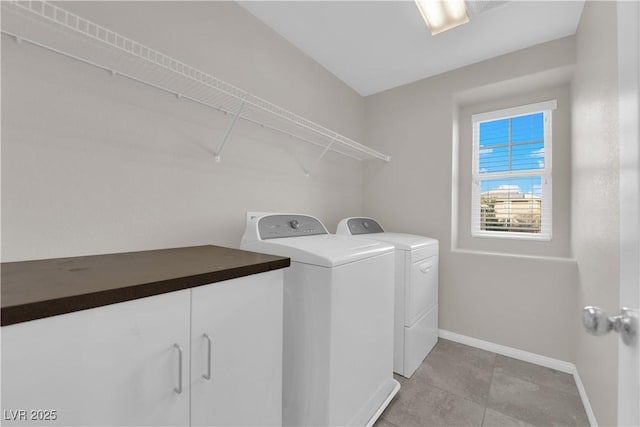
(1, 1, 367, 261)
(364, 37, 578, 363)
(571, 2, 620, 425)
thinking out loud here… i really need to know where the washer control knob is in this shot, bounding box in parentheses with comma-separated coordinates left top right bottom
(289, 220, 300, 229)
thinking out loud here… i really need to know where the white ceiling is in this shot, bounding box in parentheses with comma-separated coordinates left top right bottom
(238, 1, 585, 96)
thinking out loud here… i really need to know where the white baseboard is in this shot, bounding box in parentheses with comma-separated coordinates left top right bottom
(572, 366, 598, 427)
(438, 329, 574, 373)
(438, 329, 598, 427)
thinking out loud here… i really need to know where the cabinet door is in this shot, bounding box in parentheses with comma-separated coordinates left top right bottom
(190, 270, 283, 426)
(1, 290, 191, 427)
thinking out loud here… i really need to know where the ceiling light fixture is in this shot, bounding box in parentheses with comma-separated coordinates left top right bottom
(415, 0, 469, 35)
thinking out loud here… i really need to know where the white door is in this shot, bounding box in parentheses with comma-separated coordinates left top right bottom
(1, 290, 191, 426)
(617, 1, 640, 424)
(190, 271, 283, 427)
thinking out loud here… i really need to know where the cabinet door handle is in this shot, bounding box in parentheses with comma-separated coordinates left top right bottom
(173, 343, 183, 394)
(419, 262, 433, 273)
(203, 333, 212, 380)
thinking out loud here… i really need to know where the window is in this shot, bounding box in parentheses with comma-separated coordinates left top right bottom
(471, 100, 556, 240)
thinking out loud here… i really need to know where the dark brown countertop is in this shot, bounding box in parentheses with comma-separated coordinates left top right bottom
(1, 245, 290, 326)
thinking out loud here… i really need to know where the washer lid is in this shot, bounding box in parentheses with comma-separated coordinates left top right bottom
(366, 232, 439, 251)
(336, 217, 438, 251)
(242, 234, 394, 267)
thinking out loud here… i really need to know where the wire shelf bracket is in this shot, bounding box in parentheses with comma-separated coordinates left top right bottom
(216, 101, 246, 163)
(1, 1, 391, 169)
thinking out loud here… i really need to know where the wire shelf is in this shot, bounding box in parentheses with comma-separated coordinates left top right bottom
(1, 0, 391, 163)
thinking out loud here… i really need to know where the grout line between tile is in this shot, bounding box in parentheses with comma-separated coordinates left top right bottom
(485, 371, 588, 426)
(392, 379, 488, 427)
(480, 406, 487, 427)
(494, 354, 580, 397)
(414, 343, 498, 408)
(381, 416, 399, 427)
(493, 370, 582, 401)
(421, 339, 587, 427)
(423, 381, 488, 409)
(487, 354, 496, 402)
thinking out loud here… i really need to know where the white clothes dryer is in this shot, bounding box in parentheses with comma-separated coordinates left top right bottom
(241, 212, 400, 427)
(337, 217, 439, 378)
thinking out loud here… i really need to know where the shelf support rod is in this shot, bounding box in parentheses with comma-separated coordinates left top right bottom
(215, 101, 246, 162)
(304, 139, 335, 177)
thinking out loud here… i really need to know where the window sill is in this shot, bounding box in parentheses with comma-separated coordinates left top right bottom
(471, 231, 551, 241)
(451, 248, 576, 263)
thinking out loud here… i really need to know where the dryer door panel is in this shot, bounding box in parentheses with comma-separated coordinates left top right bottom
(405, 255, 438, 326)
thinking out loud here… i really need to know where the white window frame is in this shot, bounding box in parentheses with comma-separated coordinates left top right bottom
(471, 100, 556, 241)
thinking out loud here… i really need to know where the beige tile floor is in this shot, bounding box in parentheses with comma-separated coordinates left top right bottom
(375, 339, 589, 427)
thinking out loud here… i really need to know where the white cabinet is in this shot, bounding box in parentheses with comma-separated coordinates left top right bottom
(190, 271, 283, 426)
(1, 289, 192, 427)
(1, 270, 284, 427)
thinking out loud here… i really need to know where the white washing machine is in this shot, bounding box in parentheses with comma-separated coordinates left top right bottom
(241, 212, 400, 427)
(337, 217, 439, 378)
